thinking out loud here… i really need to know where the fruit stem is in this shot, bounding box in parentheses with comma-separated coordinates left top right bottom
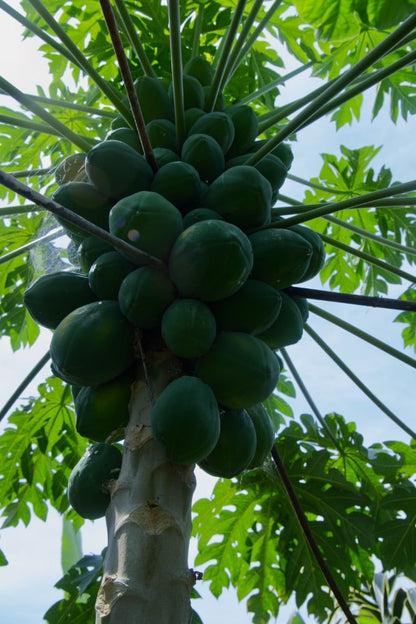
(0, 351, 50, 421)
(99, 0, 158, 172)
(113, 0, 157, 77)
(285, 286, 416, 313)
(168, 0, 187, 149)
(191, 3, 205, 58)
(95, 357, 196, 624)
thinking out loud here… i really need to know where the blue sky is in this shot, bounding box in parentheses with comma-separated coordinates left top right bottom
(0, 3, 415, 623)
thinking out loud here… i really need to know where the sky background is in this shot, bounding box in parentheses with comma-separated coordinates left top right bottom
(0, 3, 415, 623)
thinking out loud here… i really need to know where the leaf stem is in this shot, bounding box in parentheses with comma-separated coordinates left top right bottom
(0, 229, 64, 265)
(284, 286, 416, 312)
(113, 0, 156, 77)
(0, 169, 166, 270)
(167, 0, 186, 149)
(304, 324, 416, 440)
(0, 351, 50, 422)
(191, 3, 205, 58)
(0, 205, 39, 217)
(239, 61, 314, 107)
(205, 0, 248, 112)
(25, 0, 132, 122)
(0, 77, 94, 152)
(0, 113, 64, 137)
(275, 195, 416, 216)
(308, 303, 416, 369)
(270, 446, 359, 624)
(99, 0, 158, 171)
(11, 94, 117, 118)
(246, 13, 416, 165)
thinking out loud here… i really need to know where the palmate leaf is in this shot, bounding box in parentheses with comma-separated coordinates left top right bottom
(0, 375, 87, 529)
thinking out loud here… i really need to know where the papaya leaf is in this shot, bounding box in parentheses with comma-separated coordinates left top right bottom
(0, 547, 7, 566)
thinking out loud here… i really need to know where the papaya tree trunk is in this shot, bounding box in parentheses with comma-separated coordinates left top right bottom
(95, 351, 196, 624)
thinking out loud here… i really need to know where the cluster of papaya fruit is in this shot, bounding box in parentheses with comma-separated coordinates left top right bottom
(23, 56, 325, 519)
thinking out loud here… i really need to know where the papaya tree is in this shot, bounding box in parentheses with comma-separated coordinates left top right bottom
(0, 1, 416, 623)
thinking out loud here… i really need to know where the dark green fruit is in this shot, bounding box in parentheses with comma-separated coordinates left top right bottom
(209, 279, 282, 335)
(118, 267, 176, 328)
(67, 443, 122, 519)
(50, 300, 135, 386)
(188, 111, 235, 154)
(198, 408, 256, 478)
(146, 119, 177, 151)
(24, 272, 97, 330)
(111, 114, 130, 130)
(184, 55, 214, 86)
(184, 107, 205, 133)
(85, 140, 154, 199)
(153, 147, 180, 167)
(249, 228, 313, 289)
(246, 403, 274, 468)
(227, 153, 288, 194)
(291, 295, 309, 322)
(181, 133, 225, 184)
(289, 224, 325, 282)
(55, 153, 86, 185)
(134, 76, 173, 122)
(195, 331, 280, 409)
(161, 299, 217, 358)
(168, 220, 253, 302)
(77, 236, 114, 273)
(169, 75, 205, 110)
(251, 141, 294, 170)
(105, 128, 143, 152)
(88, 251, 136, 300)
(151, 376, 220, 464)
(109, 190, 183, 264)
(52, 182, 113, 242)
(257, 291, 304, 349)
(75, 368, 135, 442)
(226, 105, 258, 157)
(182, 208, 224, 229)
(151, 161, 203, 213)
(203, 165, 272, 230)
(203, 86, 225, 111)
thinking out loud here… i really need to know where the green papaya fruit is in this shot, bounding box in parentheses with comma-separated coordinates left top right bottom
(168, 220, 253, 301)
(50, 300, 136, 386)
(181, 133, 225, 184)
(105, 128, 143, 152)
(249, 228, 313, 289)
(24, 271, 97, 330)
(110, 114, 131, 130)
(161, 298, 217, 358)
(225, 105, 258, 157)
(188, 111, 235, 154)
(184, 107, 205, 133)
(169, 75, 205, 110)
(52, 181, 113, 242)
(153, 147, 180, 167)
(146, 118, 177, 151)
(257, 291, 304, 349)
(203, 165, 272, 230)
(77, 236, 114, 274)
(151, 375, 220, 464)
(289, 224, 325, 282)
(151, 161, 203, 213)
(118, 266, 176, 328)
(109, 190, 183, 264)
(227, 153, 288, 194)
(195, 331, 280, 409)
(133, 76, 174, 122)
(246, 403, 275, 468)
(198, 407, 257, 478)
(184, 55, 214, 86)
(85, 140, 154, 199)
(209, 279, 282, 335)
(67, 443, 122, 519)
(182, 207, 224, 229)
(88, 251, 136, 300)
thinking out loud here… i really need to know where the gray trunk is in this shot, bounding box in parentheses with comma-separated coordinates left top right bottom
(95, 353, 196, 623)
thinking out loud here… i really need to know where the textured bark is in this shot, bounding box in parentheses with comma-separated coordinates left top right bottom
(95, 352, 196, 624)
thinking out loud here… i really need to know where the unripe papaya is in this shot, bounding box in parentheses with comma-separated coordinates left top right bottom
(227, 153, 288, 194)
(88, 251, 136, 300)
(52, 181, 113, 242)
(77, 236, 114, 274)
(85, 140, 154, 200)
(249, 228, 313, 289)
(226, 105, 258, 157)
(151, 376, 220, 464)
(169, 75, 205, 110)
(184, 107, 205, 133)
(153, 147, 180, 167)
(289, 224, 325, 282)
(203, 165, 272, 230)
(195, 331, 280, 409)
(109, 190, 183, 264)
(168, 220, 253, 301)
(134, 75, 174, 122)
(67, 443, 122, 519)
(50, 300, 136, 386)
(184, 55, 214, 86)
(257, 291, 304, 349)
(181, 133, 225, 184)
(24, 271, 97, 330)
(188, 111, 235, 154)
(198, 408, 256, 478)
(118, 266, 176, 328)
(182, 208, 224, 229)
(209, 279, 282, 335)
(246, 403, 275, 468)
(146, 119, 177, 151)
(161, 298, 216, 358)
(151, 161, 203, 213)
(105, 128, 143, 153)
